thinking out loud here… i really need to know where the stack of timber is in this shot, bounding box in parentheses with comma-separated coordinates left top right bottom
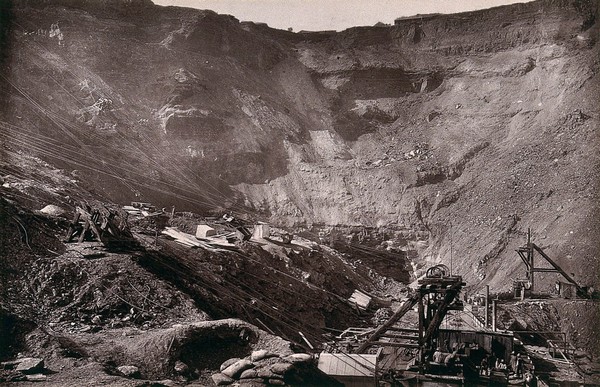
(348, 289, 372, 311)
(161, 227, 237, 252)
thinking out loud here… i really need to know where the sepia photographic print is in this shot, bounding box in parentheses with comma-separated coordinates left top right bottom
(0, 0, 598, 385)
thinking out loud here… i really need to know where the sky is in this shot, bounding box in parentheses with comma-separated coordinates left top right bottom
(152, 0, 535, 32)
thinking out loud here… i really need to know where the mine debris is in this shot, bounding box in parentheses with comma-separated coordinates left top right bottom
(123, 201, 155, 216)
(117, 365, 140, 378)
(220, 213, 252, 241)
(281, 233, 294, 244)
(252, 223, 270, 239)
(64, 205, 133, 248)
(1, 357, 47, 382)
(348, 289, 372, 311)
(196, 224, 216, 238)
(39, 204, 66, 217)
(403, 142, 432, 160)
(161, 226, 235, 251)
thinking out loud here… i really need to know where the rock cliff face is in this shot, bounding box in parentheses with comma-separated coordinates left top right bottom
(1, 0, 599, 291)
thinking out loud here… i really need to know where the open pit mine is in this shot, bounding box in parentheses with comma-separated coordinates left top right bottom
(0, 0, 599, 385)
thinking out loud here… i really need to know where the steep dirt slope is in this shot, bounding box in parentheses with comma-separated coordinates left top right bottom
(1, 0, 598, 295)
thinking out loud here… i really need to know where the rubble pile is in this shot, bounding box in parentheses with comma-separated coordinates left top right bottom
(8, 254, 205, 332)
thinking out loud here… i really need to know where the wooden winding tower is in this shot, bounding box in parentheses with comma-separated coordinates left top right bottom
(356, 264, 465, 374)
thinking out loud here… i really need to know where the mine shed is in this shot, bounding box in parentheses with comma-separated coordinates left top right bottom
(318, 352, 379, 387)
(318, 329, 516, 386)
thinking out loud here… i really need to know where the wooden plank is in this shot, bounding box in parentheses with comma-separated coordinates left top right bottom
(532, 243, 586, 296)
(77, 221, 88, 243)
(367, 341, 420, 349)
(380, 333, 419, 340)
(64, 212, 80, 242)
(77, 207, 102, 242)
(387, 327, 419, 333)
(517, 250, 531, 268)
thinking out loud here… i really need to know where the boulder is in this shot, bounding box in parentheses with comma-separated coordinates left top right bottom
(25, 374, 47, 382)
(173, 360, 189, 374)
(268, 379, 285, 386)
(39, 205, 66, 216)
(221, 359, 254, 379)
(211, 373, 234, 386)
(154, 380, 177, 387)
(117, 365, 140, 378)
(220, 357, 242, 372)
(15, 358, 44, 374)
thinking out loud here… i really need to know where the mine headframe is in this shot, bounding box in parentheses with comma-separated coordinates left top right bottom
(516, 228, 588, 298)
(355, 264, 465, 374)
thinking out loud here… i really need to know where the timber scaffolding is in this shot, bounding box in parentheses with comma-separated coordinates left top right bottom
(356, 265, 465, 373)
(515, 228, 589, 299)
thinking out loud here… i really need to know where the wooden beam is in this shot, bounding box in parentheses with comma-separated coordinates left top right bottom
(517, 250, 531, 268)
(531, 268, 559, 273)
(355, 294, 419, 353)
(380, 333, 419, 340)
(367, 341, 420, 349)
(77, 221, 88, 243)
(532, 243, 587, 296)
(64, 212, 81, 242)
(77, 207, 102, 242)
(422, 286, 461, 345)
(387, 327, 419, 333)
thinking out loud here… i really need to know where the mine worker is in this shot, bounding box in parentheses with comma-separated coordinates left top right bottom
(496, 358, 507, 370)
(443, 339, 451, 352)
(470, 341, 483, 366)
(444, 350, 458, 368)
(509, 351, 518, 374)
(433, 347, 444, 363)
(524, 372, 538, 387)
(515, 354, 524, 378)
(480, 356, 488, 376)
(487, 354, 495, 375)
(464, 342, 471, 357)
